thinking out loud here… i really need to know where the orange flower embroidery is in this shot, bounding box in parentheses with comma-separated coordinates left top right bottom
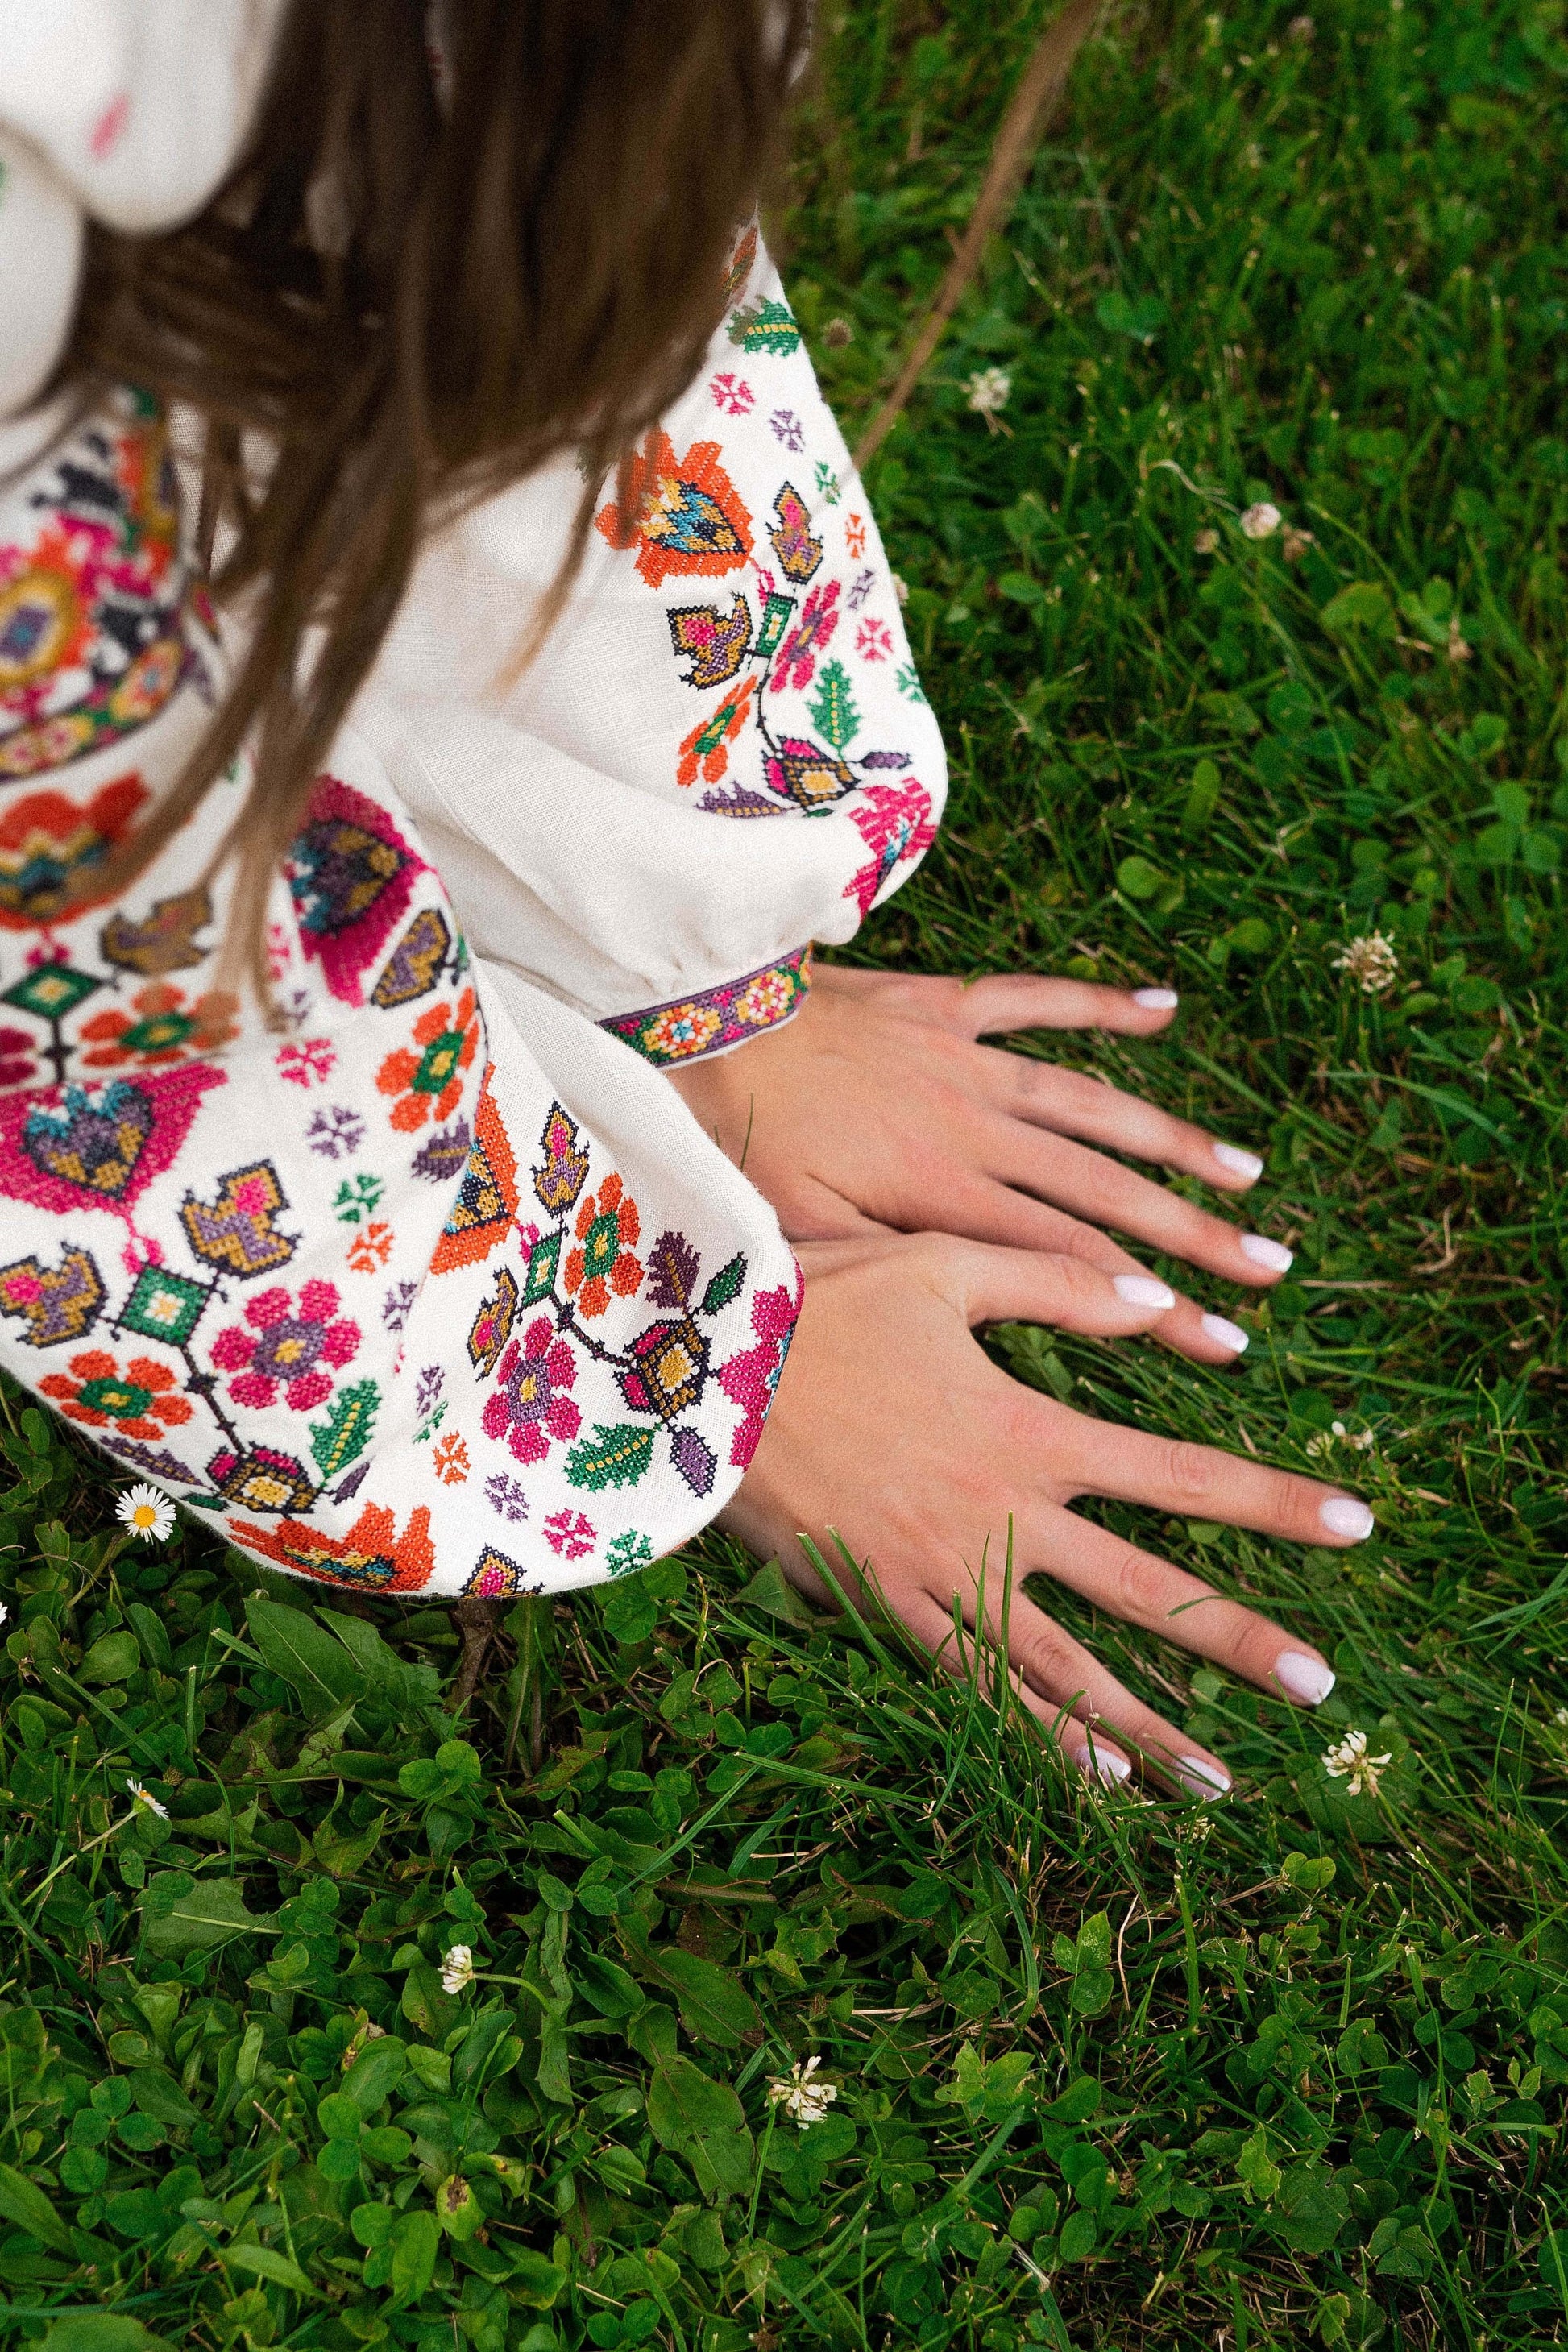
(375, 987, 479, 1130)
(346, 1221, 394, 1274)
(77, 981, 239, 1070)
(40, 1348, 193, 1440)
(594, 429, 753, 591)
(677, 678, 756, 790)
(563, 1172, 644, 1319)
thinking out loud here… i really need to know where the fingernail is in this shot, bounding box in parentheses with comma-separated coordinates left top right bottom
(1275, 1650, 1336, 1704)
(1114, 1274, 1176, 1310)
(1133, 987, 1180, 1010)
(1177, 1756, 1231, 1798)
(1201, 1312, 1249, 1354)
(1240, 1234, 1293, 1272)
(1072, 1742, 1131, 1786)
(1320, 1495, 1374, 1541)
(1213, 1143, 1263, 1182)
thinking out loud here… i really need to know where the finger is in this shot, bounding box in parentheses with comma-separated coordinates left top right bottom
(1027, 1501, 1338, 1711)
(898, 1170, 1255, 1367)
(985, 1116, 1293, 1288)
(1057, 1412, 1375, 1550)
(981, 1048, 1267, 1193)
(909, 1583, 1232, 1798)
(899, 1587, 1143, 1790)
(927, 1236, 1183, 1338)
(812, 965, 1183, 1040)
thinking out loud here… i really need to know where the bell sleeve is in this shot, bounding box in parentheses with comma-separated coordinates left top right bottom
(357, 228, 948, 1072)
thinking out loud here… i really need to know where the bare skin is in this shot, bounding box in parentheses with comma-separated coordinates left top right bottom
(720, 1233, 1358, 1792)
(670, 964, 1289, 1365)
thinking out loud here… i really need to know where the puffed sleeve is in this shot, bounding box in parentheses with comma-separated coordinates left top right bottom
(357, 228, 948, 1071)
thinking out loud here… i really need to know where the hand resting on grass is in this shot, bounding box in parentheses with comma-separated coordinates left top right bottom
(670, 963, 1292, 1366)
(720, 1230, 1369, 1795)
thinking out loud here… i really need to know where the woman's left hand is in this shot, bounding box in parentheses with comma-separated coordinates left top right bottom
(669, 961, 1289, 1365)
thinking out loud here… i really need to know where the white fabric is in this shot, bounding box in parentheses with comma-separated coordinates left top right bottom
(363, 238, 948, 1030)
(0, 4, 804, 1599)
(0, 0, 286, 417)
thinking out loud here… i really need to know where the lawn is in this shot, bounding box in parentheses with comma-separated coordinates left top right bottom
(2, 1, 1567, 2347)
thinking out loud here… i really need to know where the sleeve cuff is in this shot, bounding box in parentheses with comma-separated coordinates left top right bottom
(599, 945, 811, 1068)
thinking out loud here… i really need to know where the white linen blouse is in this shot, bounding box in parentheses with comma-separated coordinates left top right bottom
(0, 1, 945, 1603)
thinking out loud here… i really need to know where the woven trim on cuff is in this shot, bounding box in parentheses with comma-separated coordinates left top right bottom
(599, 945, 811, 1068)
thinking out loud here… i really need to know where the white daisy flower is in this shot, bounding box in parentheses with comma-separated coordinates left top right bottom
(117, 1486, 175, 1544)
(441, 1943, 475, 1995)
(126, 1777, 169, 1820)
(767, 2054, 839, 2128)
(1322, 1728, 1392, 1798)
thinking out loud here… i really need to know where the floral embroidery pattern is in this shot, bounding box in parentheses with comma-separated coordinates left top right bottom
(77, 981, 239, 1070)
(376, 986, 479, 1130)
(0, 404, 198, 783)
(600, 948, 811, 1069)
(565, 1173, 644, 1318)
(0, 383, 823, 1599)
(676, 678, 756, 790)
(482, 1316, 581, 1466)
(593, 429, 753, 591)
(0, 775, 151, 926)
(211, 1280, 361, 1414)
(39, 1349, 193, 1441)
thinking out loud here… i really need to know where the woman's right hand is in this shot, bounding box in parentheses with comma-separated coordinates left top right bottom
(720, 1233, 1371, 1794)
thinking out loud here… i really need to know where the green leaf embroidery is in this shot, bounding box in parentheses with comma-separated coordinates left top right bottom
(728, 298, 800, 355)
(566, 1423, 657, 1491)
(700, 1255, 747, 1316)
(332, 1172, 384, 1225)
(808, 659, 861, 750)
(309, 1379, 380, 1479)
(521, 1229, 562, 1306)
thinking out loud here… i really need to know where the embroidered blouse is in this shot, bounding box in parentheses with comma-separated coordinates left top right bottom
(0, 3, 941, 1605)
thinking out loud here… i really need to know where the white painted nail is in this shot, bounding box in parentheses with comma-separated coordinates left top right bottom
(1201, 1313, 1249, 1354)
(1320, 1495, 1374, 1541)
(1114, 1274, 1176, 1310)
(1177, 1757, 1231, 1798)
(1240, 1234, 1293, 1272)
(1213, 1143, 1263, 1183)
(1275, 1650, 1336, 1704)
(1133, 987, 1180, 1010)
(1072, 1743, 1131, 1786)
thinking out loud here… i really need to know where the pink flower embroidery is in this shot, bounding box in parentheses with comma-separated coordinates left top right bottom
(856, 617, 894, 662)
(211, 1280, 361, 1413)
(544, 1509, 597, 1562)
(710, 372, 755, 417)
(771, 579, 840, 694)
(276, 1037, 337, 1088)
(718, 1269, 803, 1469)
(842, 780, 937, 918)
(482, 1317, 581, 1466)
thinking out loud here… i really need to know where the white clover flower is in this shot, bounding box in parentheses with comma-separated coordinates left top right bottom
(965, 367, 1012, 417)
(126, 1777, 169, 1820)
(1193, 527, 1219, 554)
(1555, 1707, 1568, 1728)
(1240, 501, 1282, 540)
(893, 575, 911, 607)
(1323, 1728, 1392, 1798)
(441, 1943, 475, 1996)
(767, 2054, 839, 2129)
(117, 1485, 175, 1544)
(1281, 525, 1315, 562)
(1332, 932, 1399, 995)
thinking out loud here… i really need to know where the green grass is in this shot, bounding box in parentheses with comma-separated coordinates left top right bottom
(3, 1, 1568, 2346)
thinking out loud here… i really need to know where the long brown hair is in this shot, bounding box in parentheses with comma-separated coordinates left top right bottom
(65, 0, 811, 989)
